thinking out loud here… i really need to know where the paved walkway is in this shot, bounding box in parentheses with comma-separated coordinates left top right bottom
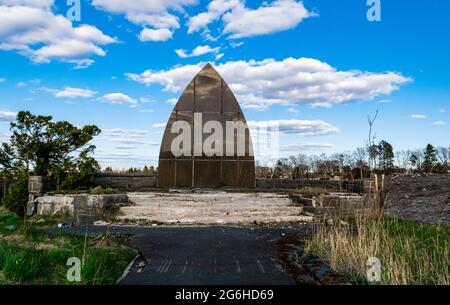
(64, 226, 313, 285)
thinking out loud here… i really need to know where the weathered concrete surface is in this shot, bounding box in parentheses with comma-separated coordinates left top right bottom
(386, 174, 450, 224)
(27, 194, 77, 216)
(119, 192, 312, 225)
(28, 194, 129, 225)
(290, 193, 367, 218)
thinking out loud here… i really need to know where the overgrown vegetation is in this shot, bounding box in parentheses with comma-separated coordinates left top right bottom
(0, 208, 135, 284)
(2, 170, 28, 216)
(305, 212, 450, 285)
(0, 111, 101, 213)
(90, 186, 120, 195)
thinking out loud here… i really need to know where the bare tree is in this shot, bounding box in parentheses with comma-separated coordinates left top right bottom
(367, 109, 379, 170)
(437, 147, 450, 170)
(353, 147, 369, 178)
(395, 150, 412, 172)
(289, 154, 310, 179)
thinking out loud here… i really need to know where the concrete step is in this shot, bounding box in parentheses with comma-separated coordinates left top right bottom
(117, 192, 313, 226)
(119, 207, 303, 218)
(117, 214, 313, 225)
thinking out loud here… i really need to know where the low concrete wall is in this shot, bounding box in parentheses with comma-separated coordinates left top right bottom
(256, 179, 367, 193)
(27, 194, 129, 225)
(93, 173, 157, 190)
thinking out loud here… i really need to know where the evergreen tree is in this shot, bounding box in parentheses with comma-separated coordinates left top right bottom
(423, 144, 438, 173)
(377, 140, 395, 173)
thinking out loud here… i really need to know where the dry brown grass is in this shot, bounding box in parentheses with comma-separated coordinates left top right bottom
(306, 208, 450, 285)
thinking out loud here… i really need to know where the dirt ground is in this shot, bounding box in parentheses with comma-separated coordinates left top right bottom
(385, 174, 450, 225)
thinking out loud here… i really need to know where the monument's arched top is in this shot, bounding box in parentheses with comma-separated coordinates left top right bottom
(158, 63, 256, 189)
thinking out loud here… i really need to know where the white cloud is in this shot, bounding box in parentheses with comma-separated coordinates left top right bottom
(287, 107, 299, 113)
(439, 109, 446, 113)
(215, 53, 224, 60)
(166, 98, 178, 105)
(152, 123, 166, 128)
(0, 0, 54, 9)
(281, 143, 334, 151)
(102, 128, 147, 138)
(126, 57, 411, 109)
(139, 28, 173, 42)
(0, 110, 17, 121)
(92, 0, 197, 41)
(187, 0, 240, 33)
(411, 114, 427, 120)
(432, 120, 445, 126)
(223, 0, 313, 39)
(188, 0, 314, 39)
(0, 3, 116, 67)
(99, 93, 138, 107)
(247, 119, 339, 136)
(175, 45, 219, 58)
(230, 41, 244, 48)
(15, 79, 41, 87)
(41, 87, 98, 98)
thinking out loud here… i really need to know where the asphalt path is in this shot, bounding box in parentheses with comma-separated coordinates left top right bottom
(63, 225, 313, 285)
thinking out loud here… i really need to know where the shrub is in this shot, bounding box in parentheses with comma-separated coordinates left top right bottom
(2, 172, 28, 217)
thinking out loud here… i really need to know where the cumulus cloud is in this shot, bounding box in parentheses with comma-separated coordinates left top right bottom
(0, 2, 116, 67)
(223, 0, 313, 39)
(99, 93, 138, 107)
(411, 114, 427, 120)
(188, 0, 313, 39)
(92, 0, 196, 42)
(126, 57, 411, 109)
(175, 45, 219, 58)
(432, 120, 445, 126)
(0, 110, 17, 121)
(188, 0, 240, 33)
(41, 86, 98, 98)
(280, 143, 334, 151)
(247, 119, 339, 136)
(139, 28, 173, 41)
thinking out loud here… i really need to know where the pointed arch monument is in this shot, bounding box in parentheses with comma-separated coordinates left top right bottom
(158, 63, 255, 189)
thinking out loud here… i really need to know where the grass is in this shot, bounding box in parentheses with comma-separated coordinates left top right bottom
(305, 210, 450, 285)
(0, 208, 136, 285)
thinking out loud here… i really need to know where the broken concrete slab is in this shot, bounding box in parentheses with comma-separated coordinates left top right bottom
(120, 192, 312, 226)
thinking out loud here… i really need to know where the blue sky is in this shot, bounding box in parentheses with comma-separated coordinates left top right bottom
(0, 0, 449, 168)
